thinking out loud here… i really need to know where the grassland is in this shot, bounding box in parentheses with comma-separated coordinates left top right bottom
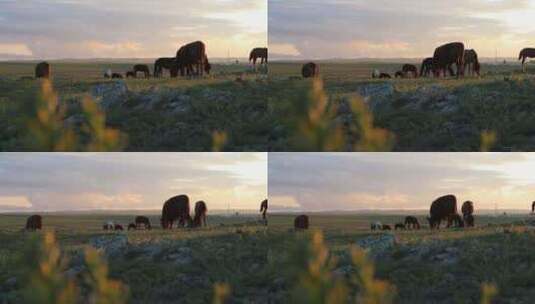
(0, 61, 268, 151)
(268, 60, 535, 151)
(2, 212, 535, 303)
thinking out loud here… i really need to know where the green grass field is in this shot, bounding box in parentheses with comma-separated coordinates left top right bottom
(268, 61, 535, 152)
(0, 61, 268, 152)
(2, 212, 535, 303)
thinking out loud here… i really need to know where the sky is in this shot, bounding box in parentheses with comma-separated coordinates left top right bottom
(0, 153, 267, 212)
(269, 153, 535, 212)
(0, 0, 267, 60)
(269, 0, 535, 59)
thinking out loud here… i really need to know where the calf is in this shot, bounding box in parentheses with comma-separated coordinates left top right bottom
(404, 216, 420, 229)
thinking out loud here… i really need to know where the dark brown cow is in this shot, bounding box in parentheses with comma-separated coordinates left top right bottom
(127, 223, 137, 230)
(260, 199, 268, 223)
(461, 201, 474, 216)
(250, 47, 268, 65)
(302, 62, 319, 78)
(394, 223, 405, 230)
(111, 73, 123, 79)
(135, 216, 151, 230)
(404, 216, 420, 229)
(433, 42, 465, 78)
(420, 57, 434, 77)
(464, 214, 474, 227)
(382, 224, 391, 230)
(379, 73, 391, 79)
(35, 62, 51, 79)
(114, 224, 124, 231)
(428, 194, 458, 229)
(294, 215, 309, 230)
(153, 57, 178, 78)
(176, 41, 208, 76)
(394, 71, 404, 78)
(464, 49, 480, 76)
(402, 64, 418, 78)
(447, 214, 464, 228)
(25, 215, 42, 231)
(161, 194, 192, 229)
(519, 48, 535, 72)
(193, 200, 208, 228)
(133, 64, 150, 78)
(126, 71, 135, 78)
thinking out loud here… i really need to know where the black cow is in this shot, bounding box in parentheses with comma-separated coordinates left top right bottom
(428, 194, 458, 229)
(161, 194, 192, 229)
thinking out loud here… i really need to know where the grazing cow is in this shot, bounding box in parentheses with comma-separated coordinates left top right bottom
(126, 71, 135, 78)
(294, 215, 309, 230)
(114, 224, 124, 231)
(402, 64, 418, 78)
(25, 215, 42, 231)
(193, 200, 208, 228)
(111, 73, 123, 79)
(161, 194, 192, 229)
(135, 216, 151, 230)
(370, 221, 382, 231)
(382, 224, 392, 231)
(428, 194, 458, 229)
(519, 48, 535, 72)
(447, 214, 464, 228)
(35, 62, 51, 79)
(133, 64, 150, 78)
(103, 221, 114, 230)
(420, 57, 434, 77)
(260, 199, 268, 224)
(461, 201, 474, 216)
(176, 41, 208, 76)
(249, 47, 268, 66)
(153, 57, 178, 78)
(433, 42, 465, 78)
(464, 49, 480, 76)
(404, 216, 420, 229)
(302, 62, 319, 78)
(395, 223, 405, 230)
(127, 223, 137, 231)
(379, 73, 392, 79)
(464, 214, 474, 227)
(394, 71, 404, 78)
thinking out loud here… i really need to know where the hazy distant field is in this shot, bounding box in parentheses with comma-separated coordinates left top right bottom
(2, 212, 535, 303)
(268, 60, 535, 152)
(0, 61, 268, 152)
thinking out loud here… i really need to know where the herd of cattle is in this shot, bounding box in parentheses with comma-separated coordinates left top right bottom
(300, 42, 535, 79)
(23, 195, 268, 231)
(33, 42, 268, 79)
(371, 195, 475, 231)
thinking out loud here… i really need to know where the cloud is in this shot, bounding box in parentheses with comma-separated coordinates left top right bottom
(0, 196, 32, 209)
(0, 153, 267, 212)
(268, 153, 535, 211)
(0, 0, 267, 59)
(269, 0, 535, 58)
